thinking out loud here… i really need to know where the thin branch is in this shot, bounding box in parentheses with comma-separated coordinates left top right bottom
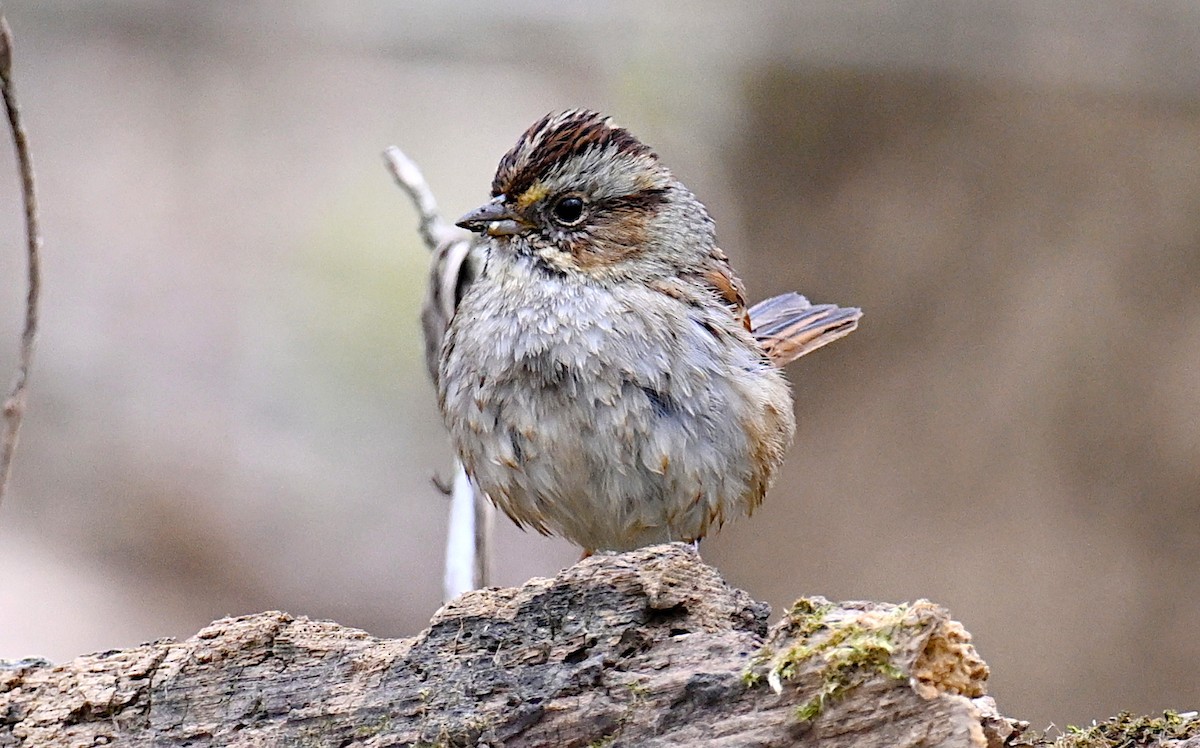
(383, 144, 490, 599)
(443, 462, 476, 598)
(472, 472, 494, 588)
(382, 145, 457, 253)
(0, 9, 43, 511)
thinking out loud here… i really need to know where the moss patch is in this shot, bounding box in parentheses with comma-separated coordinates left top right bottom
(743, 598, 909, 722)
(1054, 710, 1199, 747)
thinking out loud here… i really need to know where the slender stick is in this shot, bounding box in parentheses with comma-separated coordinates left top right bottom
(443, 462, 477, 598)
(382, 146, 458, 253)
(0, 10, 43, 510)
(472, 473, 494, 589)
(383, 145, 490, 599)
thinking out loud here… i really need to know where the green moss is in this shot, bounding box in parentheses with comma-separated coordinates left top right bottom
(784, 598, 836, 636)
(743, 599, 910, 723)
(626, 678, 651, 698)
(789, 621, 905, 721)
(743, 598, 837, 688)
(350, 713, 394, 739)
(1056, 710, 1199, 747)
(584, 677, 651, 747)
(410, 713, 493, 748)
(741, 663, 765, 687)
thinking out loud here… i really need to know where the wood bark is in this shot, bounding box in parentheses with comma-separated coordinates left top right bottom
(0, 544, 1070, 747)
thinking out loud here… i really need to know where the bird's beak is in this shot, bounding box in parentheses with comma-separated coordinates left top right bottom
(456, 195, 526, 236)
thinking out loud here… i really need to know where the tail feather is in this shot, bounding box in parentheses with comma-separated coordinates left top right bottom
(749, 292, 862, 366)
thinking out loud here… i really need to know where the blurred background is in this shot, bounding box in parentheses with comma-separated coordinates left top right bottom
(0, 0, 1197, 730)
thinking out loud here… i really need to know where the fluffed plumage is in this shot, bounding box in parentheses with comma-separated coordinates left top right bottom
(435, 110, 861, 553)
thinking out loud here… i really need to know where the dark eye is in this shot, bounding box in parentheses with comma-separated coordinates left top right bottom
(551, 196, 585, 226)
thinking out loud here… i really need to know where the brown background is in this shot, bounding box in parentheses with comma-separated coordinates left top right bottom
(0, 1, 1196, 730)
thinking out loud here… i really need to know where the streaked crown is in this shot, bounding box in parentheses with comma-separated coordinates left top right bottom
(491, 110, 656, 199)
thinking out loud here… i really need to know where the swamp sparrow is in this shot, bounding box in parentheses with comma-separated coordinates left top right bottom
(432, 110, 860, 554)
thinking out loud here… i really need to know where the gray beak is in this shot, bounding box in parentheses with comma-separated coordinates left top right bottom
(456, 195, 526, 236)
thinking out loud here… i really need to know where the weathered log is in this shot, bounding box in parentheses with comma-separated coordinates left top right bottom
(0, 544, 1074, 746)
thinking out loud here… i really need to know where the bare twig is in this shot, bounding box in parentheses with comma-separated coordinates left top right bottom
(383, 145, 491, 599)
(0, 10, 43, 510)
(472, 470, 494, 587)
(382, 146, 458, 252)
(443, 462, 477, 597)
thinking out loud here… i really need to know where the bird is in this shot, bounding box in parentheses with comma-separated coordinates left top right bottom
(432, 109, 861, 555)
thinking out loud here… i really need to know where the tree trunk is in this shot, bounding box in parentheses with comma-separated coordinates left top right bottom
(0, 543, 1174, 747)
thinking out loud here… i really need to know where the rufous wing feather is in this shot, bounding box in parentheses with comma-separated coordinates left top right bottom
(750, 292, 862, 366)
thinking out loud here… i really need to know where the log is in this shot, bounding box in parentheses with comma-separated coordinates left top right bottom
(0, 543, 1142, 747)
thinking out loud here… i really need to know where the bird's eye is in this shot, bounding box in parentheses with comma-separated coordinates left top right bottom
(551, 196, 585, 226)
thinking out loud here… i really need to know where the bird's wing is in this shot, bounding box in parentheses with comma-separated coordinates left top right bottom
(695, 247, 751, 331)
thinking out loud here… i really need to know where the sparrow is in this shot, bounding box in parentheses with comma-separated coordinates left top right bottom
(433, 110, 860, 554)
